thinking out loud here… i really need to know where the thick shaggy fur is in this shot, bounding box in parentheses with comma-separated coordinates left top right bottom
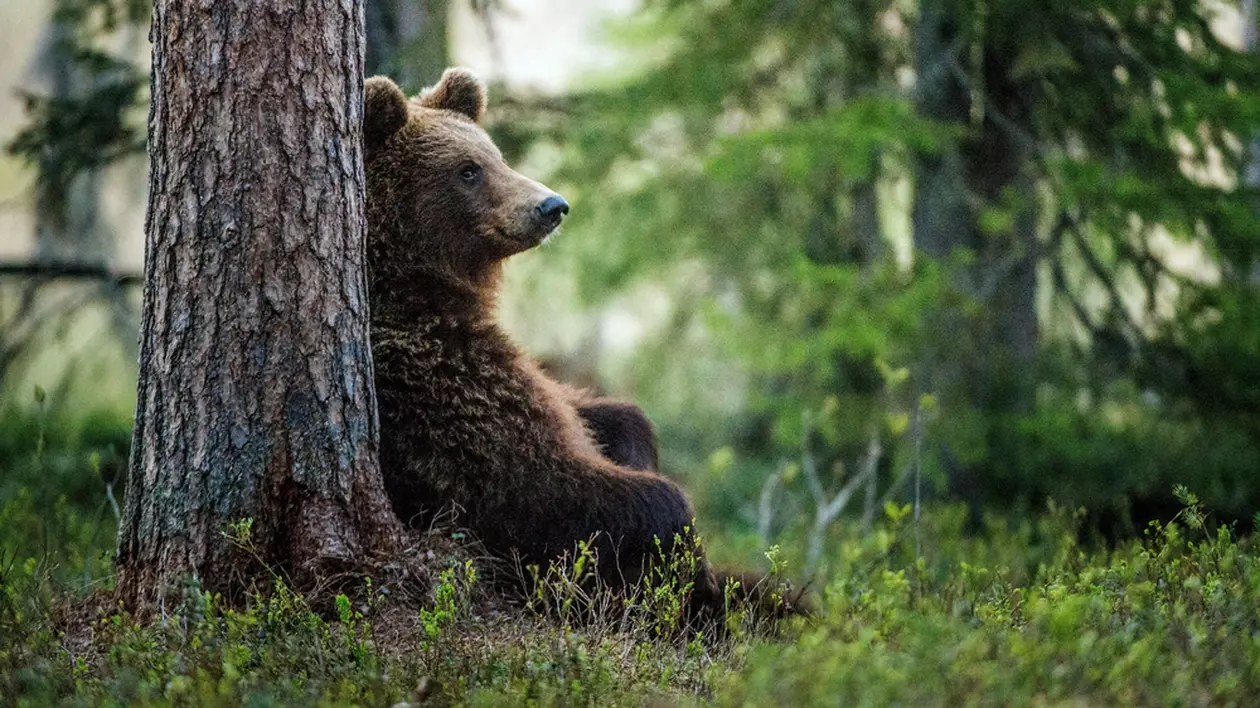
(574, 398, 660, 473)
(365, 71, 721, 609)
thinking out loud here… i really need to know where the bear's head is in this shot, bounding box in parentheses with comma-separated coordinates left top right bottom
(363, 69, 568, 302)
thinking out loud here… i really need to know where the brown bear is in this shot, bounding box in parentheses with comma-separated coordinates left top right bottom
(363, 68, 723, 614)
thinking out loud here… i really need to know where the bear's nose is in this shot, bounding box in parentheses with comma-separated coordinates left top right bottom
(535, 195, 570, 225)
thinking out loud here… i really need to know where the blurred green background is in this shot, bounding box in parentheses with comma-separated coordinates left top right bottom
(3, 0, 1260, 583)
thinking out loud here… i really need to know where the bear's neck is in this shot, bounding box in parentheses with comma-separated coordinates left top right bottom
(370, 262, 503, 329)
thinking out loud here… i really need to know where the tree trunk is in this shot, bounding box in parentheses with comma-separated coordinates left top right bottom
(915, 0, 1040, 401)
(913, 0, 1039, 516)
(117, 0, 403, 611)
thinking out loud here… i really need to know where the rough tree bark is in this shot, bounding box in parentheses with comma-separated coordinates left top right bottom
(117, 0, 404, 610)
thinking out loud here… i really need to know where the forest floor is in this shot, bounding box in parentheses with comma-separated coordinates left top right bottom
(2, 408, 1258, 706)
(5, 493, 1258, 705)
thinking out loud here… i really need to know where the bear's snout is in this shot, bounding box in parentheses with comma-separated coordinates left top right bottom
(534, 195, 570, 230)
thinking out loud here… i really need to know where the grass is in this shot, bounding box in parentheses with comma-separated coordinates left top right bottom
(1, 405, 1258, 706)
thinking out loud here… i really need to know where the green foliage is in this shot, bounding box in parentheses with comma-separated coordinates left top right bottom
(988, 380, 1260, 527)
(499, 0, 1260, 537)
(524, 534, 691, 634)
(722, 499, 1260, 707)
(0, 402, 130, 594)
(518, 526, 800, 644)
(420, 560, 478, 641)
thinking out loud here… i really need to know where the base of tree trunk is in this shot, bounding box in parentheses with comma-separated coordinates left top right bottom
(115, 472, 417, 616)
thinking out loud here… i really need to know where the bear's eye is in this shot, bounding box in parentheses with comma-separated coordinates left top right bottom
(459, 163, 482, 186)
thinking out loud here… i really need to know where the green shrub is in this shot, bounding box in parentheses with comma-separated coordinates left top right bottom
(721, 492, 1260, 707)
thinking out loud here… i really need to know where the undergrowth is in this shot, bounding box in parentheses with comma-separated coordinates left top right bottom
(1, 405, 1258, 706)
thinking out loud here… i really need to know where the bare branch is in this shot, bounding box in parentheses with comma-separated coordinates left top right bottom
(804, 433, 883, 576)
(1061, 214, 1145, 343)
(801, 444, 826, 507)
(1051, 258, 1102, 340)
(0, 261, 143, 287)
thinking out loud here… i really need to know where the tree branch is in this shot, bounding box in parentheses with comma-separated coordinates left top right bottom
(0, 261, 143, 287)
(803, 431, 882, 575)
(1060, 214, 1145, 343)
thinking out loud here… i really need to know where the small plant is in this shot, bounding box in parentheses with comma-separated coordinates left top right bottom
(420, 559, 478, 641)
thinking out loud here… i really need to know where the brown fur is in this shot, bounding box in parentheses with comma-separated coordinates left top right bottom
(418, 67, 487, 124)
(363, 78, 408, 157)
(364, 71, 723, 611)
(573, 397, 660, 472)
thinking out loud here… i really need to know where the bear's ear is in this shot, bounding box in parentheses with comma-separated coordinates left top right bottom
(364, 76, 408, 156)
(418, 67, 487, 123)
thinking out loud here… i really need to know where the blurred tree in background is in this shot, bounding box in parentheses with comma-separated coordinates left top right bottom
(912, 0, 1260, 530)
(366, 0, 450, 91)
(1, 0, 148, 405)
(9, 0, 149, 266)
